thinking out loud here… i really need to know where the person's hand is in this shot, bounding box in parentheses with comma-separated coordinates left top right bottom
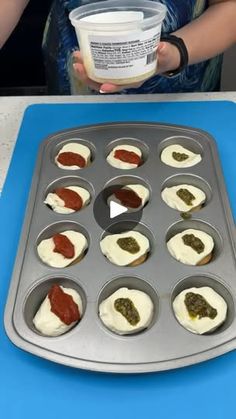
(73, 41, 181, 93)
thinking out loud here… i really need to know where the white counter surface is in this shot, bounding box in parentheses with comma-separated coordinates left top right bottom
(1, 92, 236, 194)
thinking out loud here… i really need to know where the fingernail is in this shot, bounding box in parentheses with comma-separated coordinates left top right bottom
(99, 89, 107, 94)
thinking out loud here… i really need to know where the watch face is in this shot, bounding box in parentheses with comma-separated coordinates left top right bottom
(162, 68, 181, 78)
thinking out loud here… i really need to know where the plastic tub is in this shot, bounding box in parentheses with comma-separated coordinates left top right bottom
(69, 0, 167, 85)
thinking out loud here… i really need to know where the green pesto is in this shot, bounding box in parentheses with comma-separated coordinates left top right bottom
(185, 292, 217, 319)
(172, 151, 189, 162)
(177, 188, 196, 206)
(114, 298, 140, 325)
(182, 234, 205, 254)
(181, 212, 192, 220)
(117, 237, 140, 254)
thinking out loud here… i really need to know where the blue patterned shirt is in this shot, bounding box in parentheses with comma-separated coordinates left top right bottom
(42, 0, 222, 94)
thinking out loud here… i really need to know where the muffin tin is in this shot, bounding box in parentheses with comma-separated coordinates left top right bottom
(4, 122, 236, 373)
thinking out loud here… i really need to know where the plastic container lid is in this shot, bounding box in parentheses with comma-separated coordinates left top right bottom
(69, 0, 167, 32)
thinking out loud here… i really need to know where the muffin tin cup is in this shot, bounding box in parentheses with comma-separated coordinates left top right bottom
(44, 176, 94, 213)
(161, 174, 212, 211)
(24, 276, 87, 337)
(52, 138, 97, 167)
(165, 219, 223, 264)
(4, 122, 236, 373)
(97, 276, 159, 337)
(105, 137, 150, 169)
(171, 274, 235, 335)
(158, 135, 203, 153)
(104, 175, 152, 212)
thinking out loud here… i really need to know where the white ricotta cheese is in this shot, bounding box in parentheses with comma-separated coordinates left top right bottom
(37, 230, 88, 268)
(33, 285, 83, 336)
(161, 184, 206, 212)
(44, 186, 90, 214)
(106, 145, 142, 169)
(99, 287, 154, 335)
(108, 184, 149, 210)
(55, 142, 91, 169)
(167, 228, 214, 265)
(173, 286, 227, 334)
(161, 144, 202, 168)
(100, 231, 150, 266)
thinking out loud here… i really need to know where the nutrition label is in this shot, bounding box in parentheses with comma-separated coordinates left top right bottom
(88, 26, 161, 79)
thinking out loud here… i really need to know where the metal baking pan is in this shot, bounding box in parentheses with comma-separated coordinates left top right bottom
(4, 122, 236, 373)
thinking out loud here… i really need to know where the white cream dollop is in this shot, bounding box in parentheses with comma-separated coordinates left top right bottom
(37, 230, 88, 268)
(33, 286, 83, 337)
(167, 228, 214, 265)
(99, 287, 154, 335)
(44, 186, 90, 214)
(100, 231, 150, 266)
(173, 286, 227, 334)
(161, 144, 202, 168)
(106, 145, 142, 169)
(108, 184, 150, 211)
(161, 184, 206, 212)
(55, 142, 91, 169)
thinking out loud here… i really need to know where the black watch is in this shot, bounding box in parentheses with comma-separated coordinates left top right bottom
(160, 34, 189, 77)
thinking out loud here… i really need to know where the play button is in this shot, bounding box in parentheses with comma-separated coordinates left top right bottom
(93, 184, 143, 233)
(110, 201, 128, 218)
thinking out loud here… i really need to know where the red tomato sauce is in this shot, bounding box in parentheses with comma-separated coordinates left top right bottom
(114, 149, 141, 165)
(57, 151, 86, 168)
(114, 188, 142, 208)
(53, 233, 75, 258)
(55, 188, 83, 211)
(48, 284, 80, 325)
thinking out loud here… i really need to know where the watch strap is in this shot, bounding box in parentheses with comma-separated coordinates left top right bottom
(160, 34, 189, 77)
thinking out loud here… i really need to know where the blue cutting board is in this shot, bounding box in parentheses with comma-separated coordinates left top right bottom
(0, 101, 236, 418)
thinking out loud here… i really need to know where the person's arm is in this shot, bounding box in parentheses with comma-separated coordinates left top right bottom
(73, 0, 236, 93)
(173, 0, 236, 67)
(0, 0, 30, 49)
(153, 0, 236, 79)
